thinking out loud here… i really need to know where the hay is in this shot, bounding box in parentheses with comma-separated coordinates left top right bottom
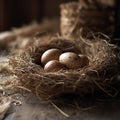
(60, 1, 114, 38)
(0, 19, 59, 55)
(0, 97, 11, 120)
(10, 34, 120, 100)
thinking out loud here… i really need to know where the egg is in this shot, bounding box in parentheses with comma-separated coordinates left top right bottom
(41, 48, 62, 65)
(44, 60, 65, 72)
(79, 54, 89, 67)
(59, 52, 82, 69)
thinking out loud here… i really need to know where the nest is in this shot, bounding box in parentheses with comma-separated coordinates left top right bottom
(10, 34, 120, 100)
(60, 1, 114, 38)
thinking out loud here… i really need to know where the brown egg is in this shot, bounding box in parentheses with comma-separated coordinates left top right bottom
(59, 52, 82, 69)
(41, 48, 62, 65)
(79, 54, 89, 67)
(44, 60, 65, 72)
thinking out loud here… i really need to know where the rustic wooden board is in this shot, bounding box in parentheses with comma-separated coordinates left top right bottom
(4, 94, 120, 120)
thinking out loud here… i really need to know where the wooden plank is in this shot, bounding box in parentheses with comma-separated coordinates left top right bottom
(4, 94, 120, 120)
(114, 0, 120, 38)
(0, 0, 43, 31)
(0, 0, 4, 31)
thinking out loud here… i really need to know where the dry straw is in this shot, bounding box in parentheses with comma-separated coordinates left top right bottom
(0, 19, 59, 55)
(60, 1, 114, 37)
(10, 33, 120, 100)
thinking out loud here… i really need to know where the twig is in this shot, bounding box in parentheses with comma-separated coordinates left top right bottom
(15, 86, 31, 92)
(50, 102, 69, 118)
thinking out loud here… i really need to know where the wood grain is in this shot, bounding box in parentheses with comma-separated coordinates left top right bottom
(0, 0, 4, 31)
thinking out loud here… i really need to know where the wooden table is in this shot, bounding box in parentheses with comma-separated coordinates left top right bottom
(4, 94, 120, 120)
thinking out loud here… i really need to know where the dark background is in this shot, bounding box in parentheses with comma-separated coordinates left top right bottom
(0, 0, 120, 38)
(0, 0, 77, 31)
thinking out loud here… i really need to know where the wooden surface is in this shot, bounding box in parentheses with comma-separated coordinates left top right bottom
(4, 94, 120, 120)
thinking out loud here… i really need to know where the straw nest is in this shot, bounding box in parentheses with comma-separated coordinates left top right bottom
(10, 35, 120, 100)
(60, 1, 114, 37)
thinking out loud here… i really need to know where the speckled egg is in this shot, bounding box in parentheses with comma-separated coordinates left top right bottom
(59, 52, 82, 69)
